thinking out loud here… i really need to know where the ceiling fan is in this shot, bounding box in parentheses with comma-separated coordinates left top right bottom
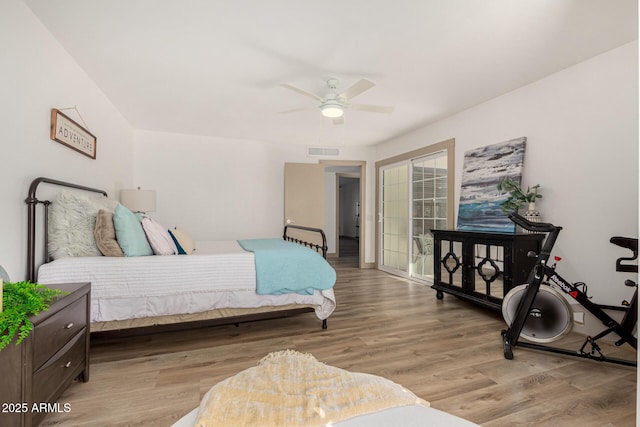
(279, 78, 394, 125)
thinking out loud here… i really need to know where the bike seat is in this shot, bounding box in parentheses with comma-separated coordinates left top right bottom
(610, 237, 638, 253)
(610, 236, 638, 273)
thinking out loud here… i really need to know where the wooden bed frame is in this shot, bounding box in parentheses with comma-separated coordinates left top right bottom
(25, 177, 331, 335)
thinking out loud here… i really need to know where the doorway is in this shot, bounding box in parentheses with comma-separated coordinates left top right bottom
(321, 160, 366, 268)
(337, 174, 360, 262)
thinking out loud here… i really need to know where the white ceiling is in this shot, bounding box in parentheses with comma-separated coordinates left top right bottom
(25, 0, 638, 147)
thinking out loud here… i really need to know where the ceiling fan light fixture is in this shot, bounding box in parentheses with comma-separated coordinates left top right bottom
(321, 103, 344, 118)
(281, 78, 392, 123)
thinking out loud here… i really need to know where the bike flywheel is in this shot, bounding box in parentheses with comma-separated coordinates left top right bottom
(503, 284, 573, 343)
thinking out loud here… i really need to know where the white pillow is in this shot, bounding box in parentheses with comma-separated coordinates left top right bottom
(142, 217, 177, 255)
(48, 190, 119, 259)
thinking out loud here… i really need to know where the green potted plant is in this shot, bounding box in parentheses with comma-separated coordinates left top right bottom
(497, 178, 542, 214)
(0, 281, 66, 351)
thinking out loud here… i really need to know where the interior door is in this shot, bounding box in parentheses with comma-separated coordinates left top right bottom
(284, 163, 325, 246)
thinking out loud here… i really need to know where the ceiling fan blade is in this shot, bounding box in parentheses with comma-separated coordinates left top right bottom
(339, 79, 375, 100)
(333, 116, 344, 125)
(279, 107, 313, 114)
(350, 103, 395, 114)
(280, 83, 322, 101)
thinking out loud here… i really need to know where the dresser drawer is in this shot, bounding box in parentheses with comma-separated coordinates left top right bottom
(33, 329, 86, 405)
(32, 295, 87, 370)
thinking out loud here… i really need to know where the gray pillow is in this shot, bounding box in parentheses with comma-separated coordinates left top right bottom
(94, 210, 124, 257)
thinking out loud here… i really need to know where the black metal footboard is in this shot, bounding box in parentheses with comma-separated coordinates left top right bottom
(282, 224, 330, 330)
(282, 224, 328, 259)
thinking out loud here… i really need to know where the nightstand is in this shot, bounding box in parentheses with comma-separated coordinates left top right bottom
(0, 282, 90, 427)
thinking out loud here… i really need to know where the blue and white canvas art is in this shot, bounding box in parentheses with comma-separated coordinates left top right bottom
(457, 137, 526, 233)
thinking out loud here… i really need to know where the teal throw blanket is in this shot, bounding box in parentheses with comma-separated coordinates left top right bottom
(238, 238, 336, 295)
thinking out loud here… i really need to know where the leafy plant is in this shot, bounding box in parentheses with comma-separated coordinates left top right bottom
(0, 281, 67, 351)
(497, 178, 542, 213)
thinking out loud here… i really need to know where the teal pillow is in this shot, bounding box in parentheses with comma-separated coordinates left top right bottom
(113, 204, 153, 256)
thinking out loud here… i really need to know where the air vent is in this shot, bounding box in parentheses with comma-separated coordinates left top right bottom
(307, 147, 340, 156)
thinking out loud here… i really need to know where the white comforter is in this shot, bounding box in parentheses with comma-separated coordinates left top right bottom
(37, 241, 336, 323)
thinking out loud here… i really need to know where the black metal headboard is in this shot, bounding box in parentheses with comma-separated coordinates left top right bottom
(26, 177, 108, 282)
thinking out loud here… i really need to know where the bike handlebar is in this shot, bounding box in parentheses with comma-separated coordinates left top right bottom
(508, 211, 562, 233)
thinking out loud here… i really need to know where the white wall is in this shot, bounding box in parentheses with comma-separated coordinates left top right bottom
(0, 0, 134, 281)
(133, 131, 374, 256)
(376, 41, 638, 306)
(133, 131, 290, 240)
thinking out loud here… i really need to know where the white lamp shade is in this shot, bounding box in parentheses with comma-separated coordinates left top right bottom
(120, 188, 156, 213)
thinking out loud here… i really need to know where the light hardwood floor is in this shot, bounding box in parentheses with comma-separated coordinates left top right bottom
(41, 255, 636, 426)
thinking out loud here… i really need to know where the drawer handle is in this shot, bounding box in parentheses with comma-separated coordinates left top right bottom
(64, 361, 72, 368)
(64, 323, 74, 329)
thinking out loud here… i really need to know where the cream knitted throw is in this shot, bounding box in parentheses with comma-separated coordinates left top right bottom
(194, 350, 428, 427)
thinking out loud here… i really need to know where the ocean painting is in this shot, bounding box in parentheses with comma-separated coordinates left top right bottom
(457, 137, 526, 233)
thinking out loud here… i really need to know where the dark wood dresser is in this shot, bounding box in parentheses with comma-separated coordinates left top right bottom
(0, 283, 90, 427)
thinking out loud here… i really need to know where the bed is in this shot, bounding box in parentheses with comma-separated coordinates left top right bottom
(27, 177, 336, 333)
(171, 350, 479, 427)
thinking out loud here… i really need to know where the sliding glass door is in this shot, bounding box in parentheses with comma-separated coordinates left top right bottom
(377, 140, 454, 282)
(379, 163, 409, 275)
(411, 153, 448, 280)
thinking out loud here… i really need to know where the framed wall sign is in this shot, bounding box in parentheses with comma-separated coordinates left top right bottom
(50, 108, 97, 159)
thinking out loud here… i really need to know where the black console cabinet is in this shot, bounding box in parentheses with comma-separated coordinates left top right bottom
(431, 229, 544, 310)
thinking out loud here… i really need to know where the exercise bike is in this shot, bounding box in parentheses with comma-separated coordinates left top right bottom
(500, 212, 638, 367)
